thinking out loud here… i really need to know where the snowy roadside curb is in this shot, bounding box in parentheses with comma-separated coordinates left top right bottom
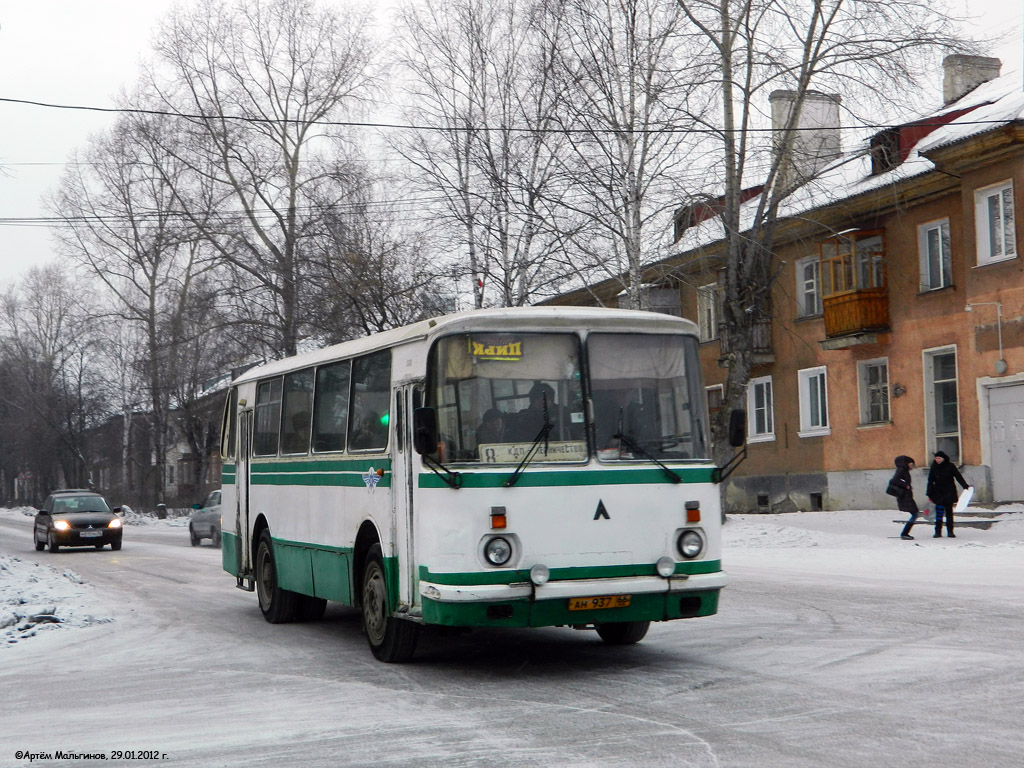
(0, 554, 115, 648)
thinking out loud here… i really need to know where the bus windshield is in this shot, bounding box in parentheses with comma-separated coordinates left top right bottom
(588, 333, 708, 462)
(427, 332, 586, 463)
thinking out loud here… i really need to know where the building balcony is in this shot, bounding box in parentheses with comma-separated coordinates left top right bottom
(718, 317, 774, 365)
(822, 287, 890, 338)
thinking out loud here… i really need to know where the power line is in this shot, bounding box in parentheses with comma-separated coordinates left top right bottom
(1, 95, 1018, 136)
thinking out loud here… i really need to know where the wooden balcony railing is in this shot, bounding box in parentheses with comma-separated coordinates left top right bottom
(822, 288, 889, 338)
(718, 316, 773, 356)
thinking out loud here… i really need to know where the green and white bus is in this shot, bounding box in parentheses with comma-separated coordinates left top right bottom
(219, 307, 743, 662)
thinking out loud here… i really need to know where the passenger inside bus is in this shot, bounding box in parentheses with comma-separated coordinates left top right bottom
(475, 408, 506, 445)
(509, 382, 568, 441)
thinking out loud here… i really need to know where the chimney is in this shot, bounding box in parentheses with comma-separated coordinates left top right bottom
(769, 90, 842, 192)
(943, 55, 1001, 105)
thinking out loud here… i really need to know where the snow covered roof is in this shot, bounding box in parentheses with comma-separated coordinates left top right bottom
(671, 68, 1024, 258)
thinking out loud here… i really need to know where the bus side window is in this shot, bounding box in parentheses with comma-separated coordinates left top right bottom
(253, 378, 283, 456)
(349, 350, 392, 451)
(280, 368, 313, 455)
(312, 361, 350, 453)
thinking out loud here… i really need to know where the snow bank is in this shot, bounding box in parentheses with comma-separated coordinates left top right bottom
(0, 554, 115, 648)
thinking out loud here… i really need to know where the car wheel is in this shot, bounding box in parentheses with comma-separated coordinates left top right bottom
(47, 531, 59, 553)
(255, 530, 297, 623)
(190, 525, 201, 547)
(595, 621, 650, 645)
(111, 540, 122, 551)
(211, 529, 222, 548)
(296, 593, 327, 621)
(34, 532, 45, 552)
(362, 543, 418, 662)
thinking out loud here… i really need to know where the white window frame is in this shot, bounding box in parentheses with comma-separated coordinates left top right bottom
(746, 375, 775, 443)
(975, 180, 1017, 265)
(796, 255, 822, 317)
(797, 366, 830, 437)
(696, 284, 719, 342)
(923, 345, 961, 463)
(705, 383, 724, 415)
(857, 357, 890, 425)
(918, 218, 952, 290)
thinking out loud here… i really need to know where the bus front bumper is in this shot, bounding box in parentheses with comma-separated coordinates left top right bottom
(418, 571, 726, 628)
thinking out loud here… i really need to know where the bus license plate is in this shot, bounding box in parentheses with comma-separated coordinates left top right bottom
(568, 595, 631, 611)
(80, 530, 102, 538)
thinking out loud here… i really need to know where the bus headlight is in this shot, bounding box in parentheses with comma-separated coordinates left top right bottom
(677, 530, 704, 559)
(656, 556, 676, 578)
(484, 536, 513, 566)
(529, 564, 550, 586)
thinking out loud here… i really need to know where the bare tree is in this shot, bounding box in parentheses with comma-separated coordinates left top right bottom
(545, 0, 708, 308)
(0, 266, 105, 497)
(675, 0, 970, 460)
(49, 113, 219, 505)
(139, 0, 382, 356)
(395, 0, 573, 307)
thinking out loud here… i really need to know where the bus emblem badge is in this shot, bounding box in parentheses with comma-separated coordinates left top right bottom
(362, 467, 382, 492)
(594, 500, 610, 520)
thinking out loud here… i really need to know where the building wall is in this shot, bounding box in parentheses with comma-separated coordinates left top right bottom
(706, 149, 1024, 511)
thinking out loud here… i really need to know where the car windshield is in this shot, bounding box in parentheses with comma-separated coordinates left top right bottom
(427, 332, 586, 464)
(587, 333, 709, 462)
(53, 496, 111, 514)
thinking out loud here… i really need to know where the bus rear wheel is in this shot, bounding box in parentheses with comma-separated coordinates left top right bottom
(595, 620, 650, 645)
(255, 530, 297, 623)
(362, 543, 418, 662)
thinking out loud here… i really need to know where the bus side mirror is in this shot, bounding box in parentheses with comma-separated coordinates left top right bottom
(413, 407, 439, 455)
(728, 409, 746, 447)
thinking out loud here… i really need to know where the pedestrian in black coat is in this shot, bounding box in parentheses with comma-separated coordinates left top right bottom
(890, 455, 920, 540)
(926, 450, 970, 538)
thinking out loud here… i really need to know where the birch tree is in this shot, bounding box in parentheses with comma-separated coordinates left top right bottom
(677, 0, 968, 459)
(140, 0, 381, 356)
(395, 0, 571, 307)
(548, 0, 709, 308)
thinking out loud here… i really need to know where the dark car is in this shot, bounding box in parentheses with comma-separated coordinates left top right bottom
(189, 489, 222, 547)
(33, 489, 123, 552)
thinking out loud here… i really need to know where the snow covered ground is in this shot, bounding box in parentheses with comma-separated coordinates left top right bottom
(3, 502, 1021, 650)
(0, 506, 190, 648)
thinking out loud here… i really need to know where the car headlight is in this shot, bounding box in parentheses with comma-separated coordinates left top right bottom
(53, 520, 71, 531)
(677, 530, 704, 559)
(108, 518, 122, 529)
(484, 536, 513, 566)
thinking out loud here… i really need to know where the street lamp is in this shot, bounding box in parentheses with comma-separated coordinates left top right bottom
(965, 302, 1006, 374)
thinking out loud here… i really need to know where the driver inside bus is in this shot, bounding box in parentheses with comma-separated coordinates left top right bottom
(511, 382, 565, 441)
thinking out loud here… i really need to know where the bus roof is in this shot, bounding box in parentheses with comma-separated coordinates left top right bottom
(232, 307, 699, 385)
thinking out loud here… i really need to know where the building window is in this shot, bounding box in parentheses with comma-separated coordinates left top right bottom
(798, 366, 830, 437)
(746, 376, 775, 442)
(706, 384, 724, 417)
(918, 218, 952, 290)
(924, 348, 960, 462)
(696, 284, 719, 342)
(857, 358, 890, 424)
(820, 232, 886, 296)
(975, 181, 1016, 265)
(796, 256, 822, 317)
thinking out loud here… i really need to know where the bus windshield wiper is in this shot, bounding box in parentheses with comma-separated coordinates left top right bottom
(422, 453, 463, 489)
(505, 394, 552, 488)
(614, 432, 683, 484)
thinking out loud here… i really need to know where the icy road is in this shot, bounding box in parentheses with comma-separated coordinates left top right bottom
(2, 507, 1023, 768)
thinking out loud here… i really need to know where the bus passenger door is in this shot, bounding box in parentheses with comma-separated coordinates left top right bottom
(236, 409, 255, 589)
(392, 385, 419, 610)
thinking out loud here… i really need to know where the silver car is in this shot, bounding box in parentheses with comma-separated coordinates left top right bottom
(189, 490, 222, 547)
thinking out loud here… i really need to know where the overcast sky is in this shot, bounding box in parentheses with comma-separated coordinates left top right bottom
(0, 0, 1021, 287)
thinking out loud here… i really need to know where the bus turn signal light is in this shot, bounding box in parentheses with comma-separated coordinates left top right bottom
(491, 506, 507, 529)
(685, 500, 701, 523)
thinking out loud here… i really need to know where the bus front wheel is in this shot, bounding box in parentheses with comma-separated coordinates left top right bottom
(256, 530, 297, 623)
(595, 620, 650, 645)
(362, 543, 419, 662)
